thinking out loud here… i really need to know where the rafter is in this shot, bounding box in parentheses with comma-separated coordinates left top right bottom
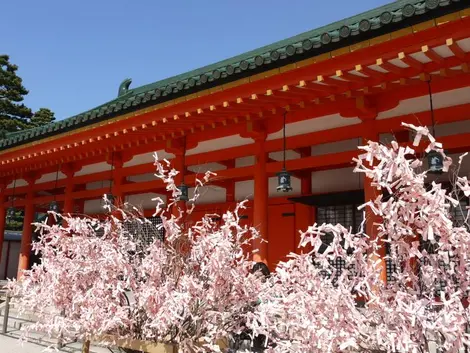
(446, 38, 466, 59)
(421, 45, 444, 64)
(398, 52, 423, 70)
(335, 70, 368, 84)
(317, 75, 352, 89)
(298, 80, 337, 94)
(355, 64, 387, 80)
(376, 58, 405, 75)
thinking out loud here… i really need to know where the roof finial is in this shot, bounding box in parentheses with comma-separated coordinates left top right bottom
(118, 78, 132, 97)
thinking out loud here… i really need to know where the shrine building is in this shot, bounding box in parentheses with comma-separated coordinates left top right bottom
(1, 0, 470, 279)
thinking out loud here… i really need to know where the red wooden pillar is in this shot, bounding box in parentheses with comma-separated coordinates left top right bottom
(61, 164, 80, 226)
(63, 178, 75, 216)
(172, 154, 186, 217)
(224, 161, 236, 203)
(112, 158, 126, 206)
(0, 190, 6, 264)
(253, 138, 268, 264)
(363, 122, 387, 283)
(164, 137, 192, 218)
(226, 183, 235, 203)
(18, 184, 35, 277)
(295, 168, 313, 253)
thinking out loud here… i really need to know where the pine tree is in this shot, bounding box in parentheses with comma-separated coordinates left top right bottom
(0, 55, 33, 138)
(30, 108, 55, 128)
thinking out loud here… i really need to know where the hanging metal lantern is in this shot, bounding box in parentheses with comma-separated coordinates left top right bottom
(427, 150, 443, 174)
(6, 206, 16, 220)
(49, 201, 60, 212)
(178, 183, 189, 202)
(425, 80, 443, 175)
(277, 111, 293, 193)
(277, 168, 293, 192)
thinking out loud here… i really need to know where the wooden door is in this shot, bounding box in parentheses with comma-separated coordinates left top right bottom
(267, 203, 296, 271)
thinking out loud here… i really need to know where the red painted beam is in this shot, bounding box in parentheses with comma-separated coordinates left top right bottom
(2, 18, 469, 173)
(3, 100, 470, 199)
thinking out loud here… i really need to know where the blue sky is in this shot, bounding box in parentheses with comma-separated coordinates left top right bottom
(2, 0, 389, 121)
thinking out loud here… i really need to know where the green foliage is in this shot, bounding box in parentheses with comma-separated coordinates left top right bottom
(30, 108, 55, 128)
(0, 55, 55, 138)
(0, 55, 32, 137)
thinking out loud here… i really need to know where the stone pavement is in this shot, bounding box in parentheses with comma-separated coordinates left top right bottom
(0, 333, 114, 353)
(0, 334, 59, 353)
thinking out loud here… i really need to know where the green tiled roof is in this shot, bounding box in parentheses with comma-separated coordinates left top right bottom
(1, 0, 467, 150)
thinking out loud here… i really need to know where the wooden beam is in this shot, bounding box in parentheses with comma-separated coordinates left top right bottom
(376, 58, 404, 75)
(421, 45, 444, 63)
(281, 85, 317, 99)
(4, 28, 470, 175)
(298, 80, 337, 94)
(8, 117, 470, 207)
(446, 38, 466, 59)
(398, 52, 423, 70)
(335, 70, 368, 84)
(317, 75, 351, 89)
(355, 64, 388, 80)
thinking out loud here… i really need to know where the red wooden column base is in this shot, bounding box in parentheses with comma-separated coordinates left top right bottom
(18, 190, 35, 278)
(0, 193, 6, 264)
(61, 163, 83, 226)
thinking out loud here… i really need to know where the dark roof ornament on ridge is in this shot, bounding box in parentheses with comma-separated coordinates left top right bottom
(118, 78, 132, 97)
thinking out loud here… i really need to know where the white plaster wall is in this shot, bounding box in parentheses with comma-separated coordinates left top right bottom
(311, 139, 359, 156)
(188, 162, 226, 174)
(311, 167, 363, 194)
(7, 179, 27, 188)
(380, 121, 470, 143)
(128, 174, 156, 182)
(75, 162, 110, 176)
(84, 199, 104, 214)
(234, 176, 301, 201)
(36, 171, 66, 183)
(125, 192, 162, 211)
(186, 135, 252, 156)
(236, 156, 255, 168)
(378, 87, 470, 120)
(267, 114, 361, 140)
(457, 38, 470, 52)
(124, 150, 174, 168)
(380, 133, 401, 144)
(269, 150, 299, 161)
(435, 120, 470, 137)
(189, 185, 226, 204)
(235, 180, 254, 201)
(86, 180, 111, 190)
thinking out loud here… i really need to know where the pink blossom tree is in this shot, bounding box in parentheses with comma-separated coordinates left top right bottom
(248, 124, 470, 353)
(9, 156, 265, 352)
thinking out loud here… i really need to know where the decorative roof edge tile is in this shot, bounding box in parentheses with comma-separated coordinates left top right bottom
(1, 0, 467, 151)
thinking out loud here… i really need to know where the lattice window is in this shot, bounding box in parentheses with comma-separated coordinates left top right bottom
(311, 189, 470, 287)
(316, 204, 363, 284)
(387, 196, 469, 285)
(123, 216, 165, 246)
(449, 199, 469, 229)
